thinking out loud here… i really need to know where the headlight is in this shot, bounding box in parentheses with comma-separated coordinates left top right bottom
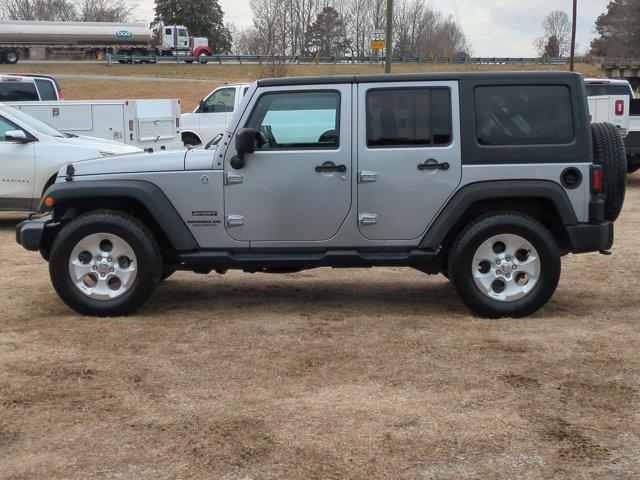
(99, 151, 115, 157)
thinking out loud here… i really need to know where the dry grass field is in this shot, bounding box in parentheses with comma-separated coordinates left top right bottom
(1, 176, 638, 479)
(0, 62, 639, 479)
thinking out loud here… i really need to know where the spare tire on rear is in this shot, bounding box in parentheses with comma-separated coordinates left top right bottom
(591, 122, 626, 221)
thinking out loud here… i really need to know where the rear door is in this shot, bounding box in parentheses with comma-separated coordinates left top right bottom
(356, 81, 462, 240)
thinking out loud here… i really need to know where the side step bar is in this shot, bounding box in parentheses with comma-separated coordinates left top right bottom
(178, 249, 438, 272)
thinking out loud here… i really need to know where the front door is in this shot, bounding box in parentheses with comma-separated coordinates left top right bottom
(224, 85, 351, 242)
(0, 114, 35, 209)
(356, 81, 462, 240)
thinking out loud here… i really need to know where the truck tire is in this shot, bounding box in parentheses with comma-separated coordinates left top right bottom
(591, 122, 626, 221)
(448, 213, 561, 318)
(198, 52, 209, 64)
(4, 49, 19, 64)
(48, 210, 162, 317)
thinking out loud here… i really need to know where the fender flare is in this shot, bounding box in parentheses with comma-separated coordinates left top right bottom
(192, 46, 211, 56)
(419, 180, 578, 249)
(39, 179, 199, 251)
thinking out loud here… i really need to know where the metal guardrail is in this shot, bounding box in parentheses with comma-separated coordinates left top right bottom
(106, 53, 583, 66)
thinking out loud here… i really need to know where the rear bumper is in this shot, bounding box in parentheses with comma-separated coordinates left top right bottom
(566, 222, 613, 254)
(15, 214, 52, 251)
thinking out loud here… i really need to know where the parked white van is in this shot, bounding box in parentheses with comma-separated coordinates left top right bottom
(0, 104, 142, 211)
(180, 83, 250, 146)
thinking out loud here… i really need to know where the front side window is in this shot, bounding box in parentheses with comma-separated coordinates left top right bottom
(366, 88, 452, 148)
(475, 85, 574, 146)
(246, 91, 340, 150)
(0, 82, 39, 101)
(178, 28, 187, 37)
(35, 79, 57, 100)
(204, 87, 236, 113)
(0, 116, 18, 141)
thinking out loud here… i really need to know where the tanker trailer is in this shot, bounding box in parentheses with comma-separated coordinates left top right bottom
(0, 21, 212, 64)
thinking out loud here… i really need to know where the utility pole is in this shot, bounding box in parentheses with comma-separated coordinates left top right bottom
(385, 0, 393, 73)
(569, 0, 577, 71)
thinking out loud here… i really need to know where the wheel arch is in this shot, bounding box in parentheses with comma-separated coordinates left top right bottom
(193, 46, 212, 56)
(420, 180, 577, 255)
(40, 180, 199, 254)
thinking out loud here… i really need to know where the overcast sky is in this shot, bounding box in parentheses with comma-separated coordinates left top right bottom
(129, 0, 606, 57)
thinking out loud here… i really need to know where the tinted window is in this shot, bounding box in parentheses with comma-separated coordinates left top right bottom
(204, 87, 236, 113)
(585, 83, 632, 100)
(366, 88, 452, 147)
(0, 116, 19, 141)
(247, 91, 340, 150)
(475, 86, 574, 146)
(35, 79, 58, 100)
(165, 28, 172, 35)
(0, 82, 39, 101)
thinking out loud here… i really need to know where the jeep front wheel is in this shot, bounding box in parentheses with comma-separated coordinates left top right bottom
(448, 213, 561, 318)
(49, 210, 162, 316)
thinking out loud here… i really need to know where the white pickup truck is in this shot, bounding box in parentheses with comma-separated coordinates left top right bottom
(10, 98, 182, 152)
(585, 78, 640, 173)
(180, 83, 250, 146)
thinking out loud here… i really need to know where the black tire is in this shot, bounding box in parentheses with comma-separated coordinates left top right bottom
(448, 213, 561, 318)
(591, 122, 626, 221)
(49, 210, 162, 317)
(198, 53, 208, 64)
(184, 59, 195, 64)
(4, 49, 19, 64)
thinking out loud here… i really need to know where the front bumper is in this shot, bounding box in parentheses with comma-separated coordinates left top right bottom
(15, 214, 53, 252)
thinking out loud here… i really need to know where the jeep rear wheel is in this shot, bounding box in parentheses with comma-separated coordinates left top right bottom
(448, 213, 561, 318)
(49, 210, 162, 316)
(591, 122, 626, 221)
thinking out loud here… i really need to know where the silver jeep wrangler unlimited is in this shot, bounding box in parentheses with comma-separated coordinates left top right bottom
(17, 72, 626, 318)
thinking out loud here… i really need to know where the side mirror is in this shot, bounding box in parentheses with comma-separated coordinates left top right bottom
(230, 128, 257, 169)
(5, 130, 30, 143)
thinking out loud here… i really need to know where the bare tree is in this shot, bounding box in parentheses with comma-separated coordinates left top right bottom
(0, 0, 134, 22)
(534, 10, 571, 57)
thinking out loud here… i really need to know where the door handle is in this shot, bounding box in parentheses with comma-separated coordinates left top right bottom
(418, 159, 449, 171)
(315, 161, 347, 173)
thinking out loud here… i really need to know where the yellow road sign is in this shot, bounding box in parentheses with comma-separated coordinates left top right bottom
(370, 40, 386, 50)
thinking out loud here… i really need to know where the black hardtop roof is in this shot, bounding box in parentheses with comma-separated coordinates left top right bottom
(257, 70, 582, 87)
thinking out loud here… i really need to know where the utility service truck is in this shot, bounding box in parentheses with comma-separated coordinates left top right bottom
(0, 21, 212, 64)
(11, 99, 183, 152)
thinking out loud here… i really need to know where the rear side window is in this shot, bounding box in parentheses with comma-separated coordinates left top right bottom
(35, 79, 58, 100)
(0, 82, 39, 101)
(475, 85, 574, 146)
(585, 83, 632, 100)
(366, 88, 452, 147)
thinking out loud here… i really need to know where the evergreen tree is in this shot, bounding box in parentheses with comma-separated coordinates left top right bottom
(153, 0, 232, 54)
(590, 0, 640, 58)
(306, 6, 351, 57)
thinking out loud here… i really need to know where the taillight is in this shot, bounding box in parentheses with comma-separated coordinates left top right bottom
(128, 120, 134, 131)
(615, 99, 624, 116)
(590, 164, 602, 193)
(58, 90, 64, 100)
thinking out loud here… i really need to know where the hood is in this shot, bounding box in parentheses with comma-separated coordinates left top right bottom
(54, 135, 142, 155)
(64, 148, 188, 177)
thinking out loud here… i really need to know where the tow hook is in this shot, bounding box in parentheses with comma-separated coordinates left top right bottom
(599, 250, 612, 255)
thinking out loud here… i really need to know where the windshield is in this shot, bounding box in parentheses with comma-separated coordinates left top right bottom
(0, 105, 65, 137)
